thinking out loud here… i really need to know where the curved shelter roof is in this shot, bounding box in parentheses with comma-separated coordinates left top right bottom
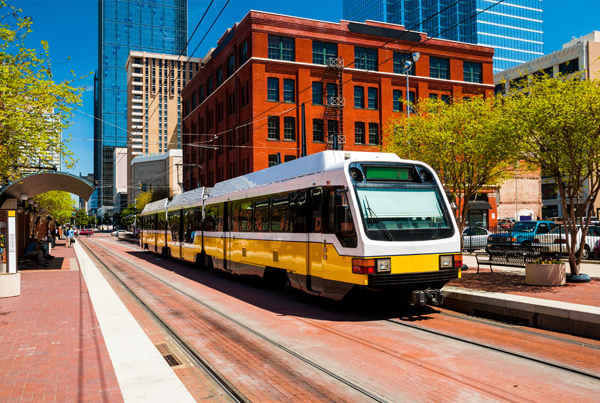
(0, 172, 94, 206)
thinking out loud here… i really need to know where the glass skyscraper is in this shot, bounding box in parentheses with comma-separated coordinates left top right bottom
(343, 0, 543, 73)
(95, 0, 187, 208)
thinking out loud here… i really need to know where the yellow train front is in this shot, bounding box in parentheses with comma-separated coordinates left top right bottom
(198, 151, 461, 305)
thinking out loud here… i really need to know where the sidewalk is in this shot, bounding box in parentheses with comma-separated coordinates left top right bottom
(442, 254, 600, 340)
(0, 238, 196, 402)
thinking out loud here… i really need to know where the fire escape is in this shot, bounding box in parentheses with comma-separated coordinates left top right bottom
(325, 57, 345, 150)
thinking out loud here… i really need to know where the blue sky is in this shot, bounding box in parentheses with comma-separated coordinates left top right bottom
(7, 0, 600, 179)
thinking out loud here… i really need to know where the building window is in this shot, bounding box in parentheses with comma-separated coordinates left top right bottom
(227, 53, 235, 77)
(393, 52, 415, 75)
(268, 154, 280, 167)
(326, 83, 337, 105)
(228, 92, 235, 115)
(217, 65, 223, 86)
(199, 85, 204, 103)
(354, 86, 364, 108)
(393, 89, 402, 112)
(283, 79, 295, 103)
(441, 95, 450, 104)
(368, 87, 378, 109)
(355, 47, 377, 71)
(355, 122, 365, 144)
(559, 58, 579, 75)
(369, 123, 379, 145)
(267, 78, 279, 101)
(312, 82, 323, 105)
(313, 41, 337, 65)
(207, 77, 213, 95)
(313, 119, 324, 142)
(268, 36, 294, 61)
(284, 155, 296, 163)
(284, 117, 295, 140)
(268, 116, 280, 140)
(430, 57, 449, 79)
(464, 62, 482, 83)
(240, 40, 248, 64)
(328, 121, 338, 144)
(494, 83, 504, 96)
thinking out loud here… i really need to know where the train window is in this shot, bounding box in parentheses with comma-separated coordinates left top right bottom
(231, 201, 241, 232)
(254, 199, 269, 232)
(193, 207, 202, 233)
(325, 187, 357, 247)
(311, 188, 323, 233)
(239, 201, 253, 231)
(157, 212, 166, 231)
(169, 210, 181, 242)
(291, 190, 307, 233)
(204, 205, 220, 232)
(271, 195, 290, 232)
(183, 209, 194, 243)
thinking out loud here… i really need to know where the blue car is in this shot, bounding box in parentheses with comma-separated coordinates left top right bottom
(487, 221, 556, 250)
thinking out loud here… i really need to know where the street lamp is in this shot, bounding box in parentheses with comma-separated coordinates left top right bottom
(403, 52, 420, 118)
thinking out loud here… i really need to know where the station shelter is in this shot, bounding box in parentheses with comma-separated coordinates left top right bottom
(0, 172, 94, 298)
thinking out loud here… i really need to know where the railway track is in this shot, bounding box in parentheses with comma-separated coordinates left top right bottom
(81, 237, 391, 403)
(82, 236, 600, 401)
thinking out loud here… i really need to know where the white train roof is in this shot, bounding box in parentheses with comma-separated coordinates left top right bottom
(167, 187, 211, 211)
(209, 151, 402, 198)
(140, 198, 169, 215)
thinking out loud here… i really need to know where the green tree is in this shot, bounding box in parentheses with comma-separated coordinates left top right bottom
(384, 96, 515, 237)
(33, 191, 75, 225)
(504, 73, 600, 276)
(118, 204, 139, 229)
(75, 208, 88, 227)
(135, 191, 153, 212)
(0, 2, 85, 181)
(88, 215, 97, 227)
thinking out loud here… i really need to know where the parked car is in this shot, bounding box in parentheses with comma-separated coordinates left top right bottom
(79, 229, 93, 237)
(497, 218, 515, 231)
(487, 221, 556, 250)
(462, 227, 491, 252)
(111, 230, 126, 237)
(536, 225, 600, 259)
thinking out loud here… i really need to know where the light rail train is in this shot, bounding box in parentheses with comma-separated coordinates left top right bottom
(140, 151, 461, 305)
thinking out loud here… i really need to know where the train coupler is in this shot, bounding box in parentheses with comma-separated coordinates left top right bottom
(412, 289, 444, 307)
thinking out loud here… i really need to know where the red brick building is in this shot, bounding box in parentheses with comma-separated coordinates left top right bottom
(181, 11, 495, 190)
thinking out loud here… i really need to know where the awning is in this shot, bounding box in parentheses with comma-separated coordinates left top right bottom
(468, 200, 493, 210)
(0, 172, 94, 207)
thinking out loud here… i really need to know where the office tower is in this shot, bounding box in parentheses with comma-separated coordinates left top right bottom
(343, 0, 543, 72)
(95, 0, 187, 209)
(181, 11, 494, 190)
(125, 51, 201, 203)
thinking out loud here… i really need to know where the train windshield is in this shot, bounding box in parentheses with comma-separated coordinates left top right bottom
(355, 187, 454, 241)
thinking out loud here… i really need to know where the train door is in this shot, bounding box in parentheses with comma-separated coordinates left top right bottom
(222, 202, 229, 271)
(227, 202, 239, 273)
(307, 187, 324, 293)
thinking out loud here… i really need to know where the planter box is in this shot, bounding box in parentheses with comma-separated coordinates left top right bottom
(0, 272, 21, 298)
(525, 263, 566, 286)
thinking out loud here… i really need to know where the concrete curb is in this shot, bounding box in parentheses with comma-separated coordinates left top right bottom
(442, 286, 600, 340)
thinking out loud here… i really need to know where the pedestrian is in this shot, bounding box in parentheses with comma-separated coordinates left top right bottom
(66, 226, 75, 248)
(24, 236, 52, 266)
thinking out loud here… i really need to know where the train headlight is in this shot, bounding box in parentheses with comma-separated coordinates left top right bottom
(440, 255, 453, 269)
(377, 259, 391, 273)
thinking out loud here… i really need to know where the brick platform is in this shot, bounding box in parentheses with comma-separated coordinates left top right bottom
(0, 239, 122, 402)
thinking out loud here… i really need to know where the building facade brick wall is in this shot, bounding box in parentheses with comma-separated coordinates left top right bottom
(181, 11, 495, 191)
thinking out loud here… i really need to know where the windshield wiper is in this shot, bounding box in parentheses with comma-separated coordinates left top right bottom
(363, 197, 393, 241)
(432, 222, 443, 240)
